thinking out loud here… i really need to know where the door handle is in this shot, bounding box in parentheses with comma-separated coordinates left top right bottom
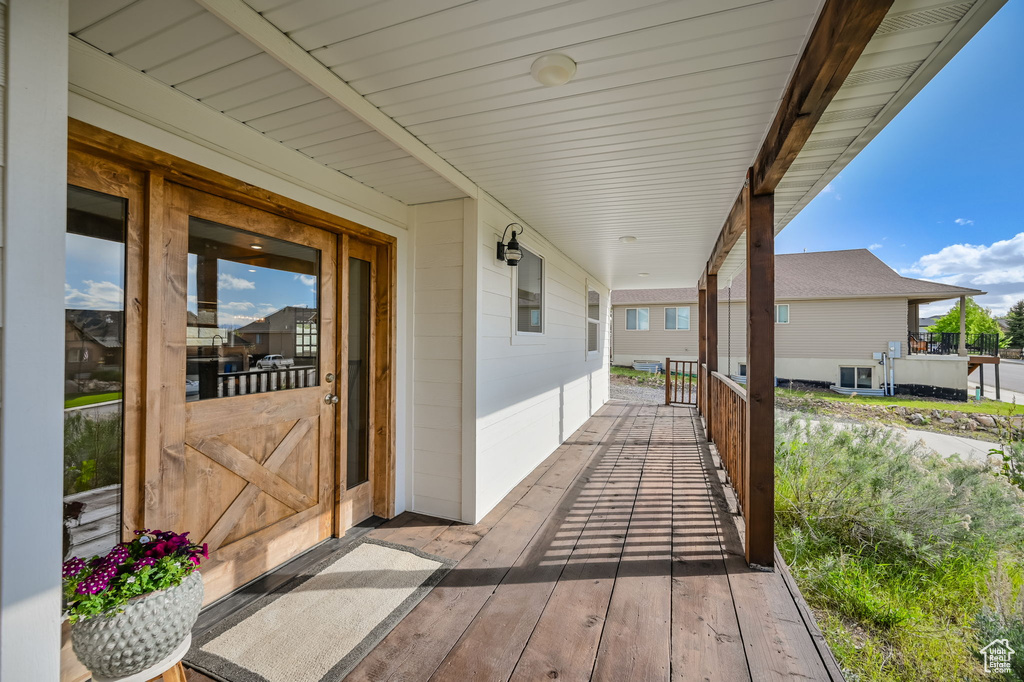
(324, 393, 339, 405)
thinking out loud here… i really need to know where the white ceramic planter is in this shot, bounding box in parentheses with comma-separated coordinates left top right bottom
(71, 571, 204, 677)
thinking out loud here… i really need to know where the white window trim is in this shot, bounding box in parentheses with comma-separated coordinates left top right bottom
(625, 307, 650, 331)
(838, 365, 873, 389)
(775, 303, 790, 324)
(511, 241, 545, 345)
(665, 306, 691, 331)
(586, 282, 601, 358)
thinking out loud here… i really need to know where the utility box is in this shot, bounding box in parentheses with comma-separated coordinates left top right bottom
(888, 341, 902, 358)
(872, 352, 883, 360)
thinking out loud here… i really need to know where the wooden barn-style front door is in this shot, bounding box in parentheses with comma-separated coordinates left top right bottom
(65, 121, 397, 613)
(163, 185, 341, 602)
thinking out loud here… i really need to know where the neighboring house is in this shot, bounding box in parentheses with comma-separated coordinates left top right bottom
(919, 315, 941, 332)
(234, 305, 318, 361)
(0, 1, 1004, 679)
(612, 250, 984, 400)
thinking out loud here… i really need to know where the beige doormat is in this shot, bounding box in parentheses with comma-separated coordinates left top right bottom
(185, 538, 455, 682)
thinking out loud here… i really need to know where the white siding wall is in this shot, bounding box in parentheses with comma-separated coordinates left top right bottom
(472, 195, 610, 523)
(411, 200, 465, 520)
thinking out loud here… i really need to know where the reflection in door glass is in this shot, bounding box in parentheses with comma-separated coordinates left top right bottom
(186, 218, 319, 400)
(65, 186, 126, 560)
(347, 258, 371, 489)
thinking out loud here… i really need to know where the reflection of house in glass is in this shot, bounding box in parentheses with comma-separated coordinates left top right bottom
(65, 309, 124, 395)
(235, 306, 318, 363)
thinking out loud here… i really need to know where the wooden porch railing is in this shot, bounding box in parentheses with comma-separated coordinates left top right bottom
(664, 358, 697, 405)
(707, 371, 748, 512)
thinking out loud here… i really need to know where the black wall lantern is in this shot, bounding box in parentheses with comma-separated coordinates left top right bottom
(496, 222, 524, 267)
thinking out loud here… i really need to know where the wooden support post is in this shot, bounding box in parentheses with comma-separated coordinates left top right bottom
(744, 175, 775, 569)
(665, 357, 671, 406)
(706, 272, 718, 435)
(979, 363, 985, 398)
(958, 295, 967, 356)
(698, 286, 707, 415)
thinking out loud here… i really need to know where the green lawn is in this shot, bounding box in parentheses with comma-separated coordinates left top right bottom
(776, 387, 1024, 417)
(64, 392, 123, 409)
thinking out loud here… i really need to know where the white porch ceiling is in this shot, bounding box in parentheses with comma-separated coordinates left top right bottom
(69, 0, 1001, 289)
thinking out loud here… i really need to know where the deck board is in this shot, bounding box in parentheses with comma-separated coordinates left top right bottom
(184, 401, 840, 682)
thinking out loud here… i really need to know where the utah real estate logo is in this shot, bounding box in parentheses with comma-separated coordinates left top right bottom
(980, 638, 1015, 674)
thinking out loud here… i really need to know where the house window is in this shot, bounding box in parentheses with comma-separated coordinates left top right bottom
(738, 363, 747, 376)
(776, 304, 790, 324)
(587, 288, 600, 354)
(625, 307, 649, 331)
(839, 366, 872, 389)
(516, 246, 543, 334)
(295, 321, 317, 357)
(665, 306, 690, 330)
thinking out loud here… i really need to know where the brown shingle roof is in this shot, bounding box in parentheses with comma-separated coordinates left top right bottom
(610, 249, 984, 305)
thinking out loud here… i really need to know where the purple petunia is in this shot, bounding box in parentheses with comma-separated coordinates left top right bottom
(62, 557, 87, 579)
(105, 544, 130, 565)
(133, 556, 157, 572)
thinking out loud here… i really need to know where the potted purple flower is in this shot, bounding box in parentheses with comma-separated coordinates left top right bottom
(63, 529, 208, 677)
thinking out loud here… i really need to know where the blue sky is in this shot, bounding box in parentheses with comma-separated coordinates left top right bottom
(66, 235, 317, 329)
(776, 1, 1023, 316)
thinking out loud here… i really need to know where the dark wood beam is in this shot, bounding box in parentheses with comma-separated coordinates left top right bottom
(744, 187, 775, 568)
(703, 0, 892, 276)
(752, 0, 893, 194)
(705, 181, 748, 278)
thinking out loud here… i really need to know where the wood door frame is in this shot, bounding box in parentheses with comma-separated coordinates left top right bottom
(68, 119, 398, 538)
(66, 149, 146, 540)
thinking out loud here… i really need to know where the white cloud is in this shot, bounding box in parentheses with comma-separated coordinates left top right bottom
(218, 273, 255, 290)
(954, 218, 974, 226)
(65, 281, 124, 310)
(820, 182, 842, 200)
(295, 274, 316, 288)
(903, 232, 1024, 316)
(868, 243, 883, 251)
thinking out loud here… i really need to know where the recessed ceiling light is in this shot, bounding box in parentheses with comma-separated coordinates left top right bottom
(618, 236, 638, 243)
(531, 54, 577, 86)
(638, 272, 650, 277)
(248, 269, 256, 272)
(250, 243, 263, 250)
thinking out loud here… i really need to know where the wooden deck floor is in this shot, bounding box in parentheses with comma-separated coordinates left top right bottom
(187, 402, 841, 681)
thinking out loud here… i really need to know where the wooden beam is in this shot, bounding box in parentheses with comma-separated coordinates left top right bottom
(703, 0, 892, 275)
(744, 183, 775, 568)
(705, 182, 748, 276)
(752, 0, 894, 194)
(195, 0, 478, 200)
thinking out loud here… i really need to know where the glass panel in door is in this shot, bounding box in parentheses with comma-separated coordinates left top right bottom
(347, 257, 371, 489)
(186, 218, 320, 400)
(64, 186, 126, 560)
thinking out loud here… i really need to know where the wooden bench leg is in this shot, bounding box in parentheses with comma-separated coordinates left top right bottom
(147, 662, 186, 682)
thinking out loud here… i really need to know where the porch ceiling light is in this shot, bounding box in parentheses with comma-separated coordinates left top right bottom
(249, 243, 263, 250)
(619, 236, 638, 243)
(496, 223, 525, 267)
(638, 272, 650, 277)
(531, 54, 577, 86)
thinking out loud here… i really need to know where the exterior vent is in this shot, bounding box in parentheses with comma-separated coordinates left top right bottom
(844, 61, 924, 87)
(875, 2, 973, 35)
(820, 105, 884, 124)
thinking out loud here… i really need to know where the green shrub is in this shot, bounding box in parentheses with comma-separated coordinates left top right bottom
(64, 412, 122, 495)
(775, 416, 1024, 681)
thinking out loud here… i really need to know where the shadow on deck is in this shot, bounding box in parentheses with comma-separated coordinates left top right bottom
(188, 401, 842, 681)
